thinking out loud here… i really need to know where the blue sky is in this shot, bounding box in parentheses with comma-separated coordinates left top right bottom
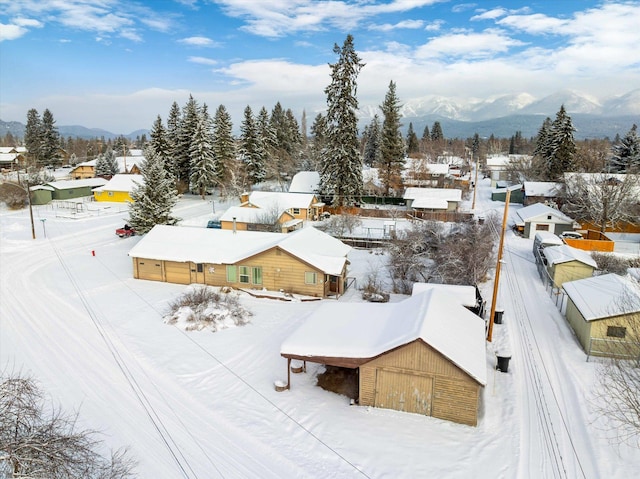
(1, 0, 639, 134)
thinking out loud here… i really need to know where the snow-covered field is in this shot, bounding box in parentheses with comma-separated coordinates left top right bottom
(1, 181, 639, 478)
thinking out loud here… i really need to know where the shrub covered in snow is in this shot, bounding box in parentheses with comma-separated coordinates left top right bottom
(164, 286, 252, 332)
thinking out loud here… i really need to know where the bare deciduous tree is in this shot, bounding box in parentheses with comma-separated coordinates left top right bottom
(0, 369, 136, 479)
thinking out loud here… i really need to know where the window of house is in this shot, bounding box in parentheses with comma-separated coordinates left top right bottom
(108, 191, 114, 196)
(226, 265, 237, 282)
(536, 224, 549, 231)
(239, 266, 250, 283)
(607, 326, 626, 338)
(305, 272, 317, 284)
(196, 263, 204, 273)
(252, 267, 262, 285)
(293, 208, 300, 215)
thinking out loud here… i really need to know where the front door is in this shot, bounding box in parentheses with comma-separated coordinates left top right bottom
(190, 262, 205, 283)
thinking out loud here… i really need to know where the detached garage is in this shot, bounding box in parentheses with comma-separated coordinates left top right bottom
(281, 290, 487, 426)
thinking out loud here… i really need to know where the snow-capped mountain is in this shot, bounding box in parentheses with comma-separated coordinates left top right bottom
(518, 90, 602, 116)
(602, 89, 640, 116)
(470, 93, 537, 120)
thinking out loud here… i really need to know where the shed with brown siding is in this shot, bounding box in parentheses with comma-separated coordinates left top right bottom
(128, 225, 351, 298)
(281, 290, 487, 426)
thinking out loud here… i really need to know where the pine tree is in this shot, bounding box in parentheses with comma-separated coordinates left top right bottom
(39, 109, 61, 167)
(25, 109, 42, 167)
(95, 150, 118, 177)
(175, 95, 199, 189)
(378, 80, 404, 196)
(610, 124, 640, 173)
(189, 104, 217, 198)
(239, 105, 266, 186)
(129, 151, 179, 233)
(532, 117, 553, 179)
(547, 104, 576, 180)
(320, 34, 365, 206)
(148, 115, 171, 167)
(211, 104, 235, 191)
(430, 121, 444, 142)
(406, 122, 420, 156)
(309, 113, 327, 171)
(257, 106, 276, 179)
(363, 115, 382, 167)
(166, 101, 182, 178)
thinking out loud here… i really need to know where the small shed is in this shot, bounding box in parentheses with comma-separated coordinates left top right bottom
(563, 274, 640, 358)
(280, 290, 487, 426)
(491, 184, 523, 203)
(29, 185, 54, 205)
(523, 181, 563, 206)
(542, 244, 597, 287)
(46, 178, 108, 201)
(515, 203, 575, 239)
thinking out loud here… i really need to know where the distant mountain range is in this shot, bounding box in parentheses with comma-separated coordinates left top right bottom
(2, 89, 639, 141)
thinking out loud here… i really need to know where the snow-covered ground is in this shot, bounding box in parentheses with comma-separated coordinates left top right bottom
(1, 182, 639, 478)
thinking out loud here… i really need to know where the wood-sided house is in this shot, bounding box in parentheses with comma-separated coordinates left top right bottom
(220, 191, 325, 232)
(71, 156, 142, 180)
(280, 289, 487, 426)
(93, 174, 142, 202)
(563, 273, 640, 359)
(128, 225, 351, 298)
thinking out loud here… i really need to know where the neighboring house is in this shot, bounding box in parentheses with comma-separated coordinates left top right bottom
(0, 147, 26, 170)
(70, 156, 142, 179)
(403, 187, 462, 212)
(412, 282, 485, 318)
(484, 154, 530, 186)
(523, 181, 563, 207)
(32, 178, 107, 205)
(241, 191, 325, 222)
(563, 273, 640, 358)
(403, 160, 451, 188)
(289, 171, 320, 194)
(93, 174, 142, 202)
(219, 205, 302, 233)
(542, 244, 597, 287)
(128, 225, 351, 298)
(280, 289, 487, 426)
(515, 203, 576, 239)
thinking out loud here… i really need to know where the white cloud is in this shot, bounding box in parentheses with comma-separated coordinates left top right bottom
(415, 29, 525, 59)
(0, 23, 28, 41)
(188, 56, 218, 66)
(179, 36, 218, 46)
(471, 8, 507, 21)
(13, 17, 43, 28)
(369, 19, 424, 32)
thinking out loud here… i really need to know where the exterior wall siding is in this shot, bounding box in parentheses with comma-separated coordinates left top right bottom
(549, 262, 594, 288)
(93, 190, 133, 203)
(359, 340, 481, 426)
(132, 247, 338, 297)
(564, 298, 592, 352)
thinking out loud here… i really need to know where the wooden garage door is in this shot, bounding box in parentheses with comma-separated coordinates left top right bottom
(374, 369, 433, 415)
(136, 259, 162, 282)
(165, 261, 191, 284)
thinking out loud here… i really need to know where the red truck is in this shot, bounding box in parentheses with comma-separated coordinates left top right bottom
(115, 224, 136, 238)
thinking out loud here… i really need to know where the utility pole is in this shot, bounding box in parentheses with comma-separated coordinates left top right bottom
(487, 188, 510, 342)
(472, 152, 479, 210)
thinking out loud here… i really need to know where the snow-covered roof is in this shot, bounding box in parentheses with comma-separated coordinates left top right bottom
(219, 206, 280, 224)
(543, 244, 597, 268)
(289, 171, 320, 193)
(403, 187, 462, 202)
(524, 181, 563, 197)
(412, 283, 477, 308)
(563, 273, 640, 321)
(46, 178, 107, 190)
(516, 203, 573, 224)
(362, 167, 381, 186)
(93, 174, 143, 193)
(280, 289, 487, 385)
(29, 185, 55, 192)
(73, 157, 143, 174)
(128, 225, 350, 275)
(485, 155, 510, 167)
(248, 191, 317, 211)
(0, 153, 20, 164)
(425, 163, 450, 174)
(411, 197, 449, 209)
(128, 149, 144, 156)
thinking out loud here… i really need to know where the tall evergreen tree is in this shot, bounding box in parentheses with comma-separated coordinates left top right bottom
(211, 104, 235, 191)
(257, 106, 276, 179)
(189, 104, 217, 198)
(39, 109, 61, 167)
(610, 124, 640, 173)
(378, 80, 404, 196)
(148, 115, 171, 167)
(239, 105, 266, 186)
(532, 117, 553, 179)
(430, 121, 444, 142)
(129, 151, 179, 233)
(309, 113, 328, 171)
(24, 109, 42, 167)
(175, 95, 199, 189)
(95, 150, 118, 177)
(320, 34, 365, 206)
(166, 101, 182, 178)
(406, 122, 419, 156)
(363, 115, 382, 167)
(547, 104, 576, 180)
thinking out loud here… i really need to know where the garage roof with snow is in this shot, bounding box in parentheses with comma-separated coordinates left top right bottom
(281, 289, 487, 385)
